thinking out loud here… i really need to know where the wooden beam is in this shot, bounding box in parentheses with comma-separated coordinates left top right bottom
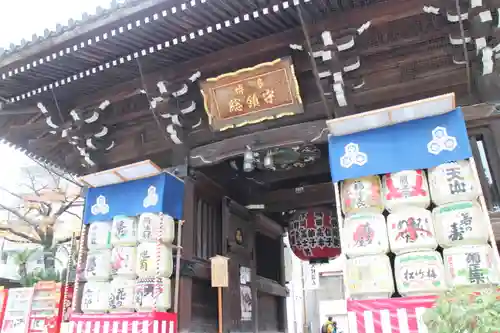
(256, 182, 335, 213)
(79, 66, 469, 169)
(71, 0, 430, 109)
(255, 214, 285, 239)
(189, 119, 328, 167)
(251, 158, 331, 184)
(188, 66, 466, 167)
(9, 33, 449, 144)
(255, 276, 288, 297)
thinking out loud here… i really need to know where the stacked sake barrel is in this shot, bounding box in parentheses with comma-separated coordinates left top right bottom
(429, 161, 496, 288)
(80, 213, 175, 313)
(341, 175, 395, 299)
(341, 160, 498, 299)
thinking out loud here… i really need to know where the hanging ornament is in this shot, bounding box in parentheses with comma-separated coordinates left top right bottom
(287, 206, 341, 262)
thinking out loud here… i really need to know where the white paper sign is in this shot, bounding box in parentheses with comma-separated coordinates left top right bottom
(304, 263, 320, 290)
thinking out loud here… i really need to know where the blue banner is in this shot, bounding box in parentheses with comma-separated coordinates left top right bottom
(328, 108, 472, 182)
(83, 173, 184, 224)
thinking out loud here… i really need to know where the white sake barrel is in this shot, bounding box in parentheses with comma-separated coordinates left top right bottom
(108, 278, 136, 312)
(111, 215, 138, 246)
(85, 249, 111, 281)
(136, 243, 173, 278)
(433, 201, 489, 248)
(341, 176, 384, 215)
(394, 251, 447, 296)
(134, 277, 172, 312)
(428, 160, 480, 205)
(87, 221, 112, 250)
(346, 254, 394, 299)
(343, 212, 389, 258)
(387, 207, 437, 254)
(443, 244, 497, 287)
(111, 246, 136, 278)
(381, 170, 430, 212)
(138, 213, 175, 244)
(81, 281, 110, 313)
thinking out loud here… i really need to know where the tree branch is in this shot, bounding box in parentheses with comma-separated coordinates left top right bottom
(55, 235, 81, 244)
(54, 196, 79, 218)
(0, 186, 24, 201)
(0, 203, 39, 227)
(0, 226, 41, 244)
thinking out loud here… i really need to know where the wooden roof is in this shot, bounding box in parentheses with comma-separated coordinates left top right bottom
(0, 0, 472, 174)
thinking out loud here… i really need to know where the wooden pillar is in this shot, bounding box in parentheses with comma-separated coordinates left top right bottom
(279, 235, 288, 333)
(178, 178, 195, 333)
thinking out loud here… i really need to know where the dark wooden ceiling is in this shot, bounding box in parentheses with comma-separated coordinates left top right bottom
(0, 0, 475, 176)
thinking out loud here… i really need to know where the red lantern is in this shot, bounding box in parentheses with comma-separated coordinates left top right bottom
(288, 206, 341, 261)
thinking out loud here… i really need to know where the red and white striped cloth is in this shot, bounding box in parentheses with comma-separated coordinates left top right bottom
(347, 296, 437, 333)
(70, 312, 177, 333)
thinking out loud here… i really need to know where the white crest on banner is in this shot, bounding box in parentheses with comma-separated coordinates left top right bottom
(91, 195, 109, 215)
(340, 142, 368, 168)
(427, 126, 457, 155)
(143, 185, 159, 208)
(304, 262, 320, 290)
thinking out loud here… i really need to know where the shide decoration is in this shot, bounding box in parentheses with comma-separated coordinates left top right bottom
(290, 21, 371, 111)
(423, 0, 500, 102)
(146, 71, 203, 144)
(37, 100, 114, 168)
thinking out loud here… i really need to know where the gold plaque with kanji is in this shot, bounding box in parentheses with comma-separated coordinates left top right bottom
(201, 57, 303, 131)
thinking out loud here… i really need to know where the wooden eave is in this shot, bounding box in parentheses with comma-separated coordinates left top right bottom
(0, 0, 470, 174)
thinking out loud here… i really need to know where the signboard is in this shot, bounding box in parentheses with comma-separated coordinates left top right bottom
(210, 255, 229, 288)
(201, 57, 303, 131)
(304, 262, 320, 290)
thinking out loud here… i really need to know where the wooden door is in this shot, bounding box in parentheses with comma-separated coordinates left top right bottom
(222, 197, 258, 333)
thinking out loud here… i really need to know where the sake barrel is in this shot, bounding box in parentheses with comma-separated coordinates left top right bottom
(111, 246, 137, 278)
(136, 243, 173, 278)
(138, 213, 175, 244)
(85, 249, 112, 281)
(428, 160, 480, 205)
(111, 215, 138, 246)
(346, 254, 394, 299)
(81, 281, 110, 313)
(433, 201, 489, 248)
(381, 170, 430, 212)
(394, 251, 447, 296)
(134, 277, 172, 312)
(443, 245, 497, 287)
(387, 208, 437, 254)
(343, 212, 389, 258)
(87, 221, 112, 251)
(341, 176, 384, 215)
(108, 278, 136, 312)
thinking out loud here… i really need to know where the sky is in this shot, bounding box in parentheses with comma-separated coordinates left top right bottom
(0, 0, 112, 182)
(0, 0, 115, 48)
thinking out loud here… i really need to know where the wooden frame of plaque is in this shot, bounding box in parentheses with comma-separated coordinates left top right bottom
(201, 57, 303, 131)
